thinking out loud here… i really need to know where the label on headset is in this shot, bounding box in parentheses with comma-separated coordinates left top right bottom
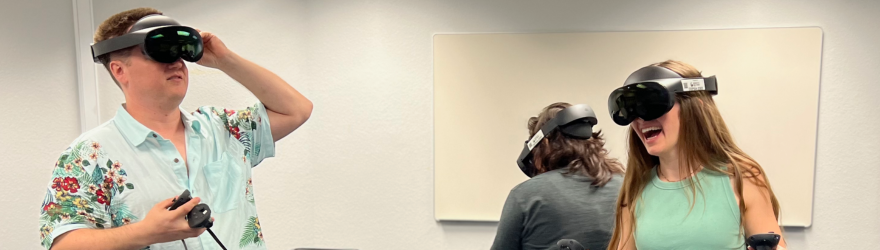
(682, 79, 706, 91)
(527, 130, 545, 150)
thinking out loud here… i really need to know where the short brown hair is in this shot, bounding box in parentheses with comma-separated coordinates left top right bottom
(527, 102, 625, 187)
(94, 7, 163, 86)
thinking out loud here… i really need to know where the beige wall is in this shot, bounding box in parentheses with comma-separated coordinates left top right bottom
(2, 0, 878, 249)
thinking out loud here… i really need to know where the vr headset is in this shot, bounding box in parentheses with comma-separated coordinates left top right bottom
(607, 65, 718, 126)
(91, 14, 203, 64)
(516, 104, 598, 178)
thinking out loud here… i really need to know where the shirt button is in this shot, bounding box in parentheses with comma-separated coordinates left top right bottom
(174, 158, 180, 163)
(152, 133, 157, 138)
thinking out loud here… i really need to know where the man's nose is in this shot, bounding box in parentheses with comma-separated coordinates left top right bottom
(166, 58, 184, 69)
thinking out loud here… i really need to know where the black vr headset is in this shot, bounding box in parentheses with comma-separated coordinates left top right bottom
(608, 65, 718, 126)
(516, 104, 598, 178)
(91, 14, 203, 64)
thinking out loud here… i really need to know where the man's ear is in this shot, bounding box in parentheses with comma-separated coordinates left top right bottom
(109, 60, 128, 88)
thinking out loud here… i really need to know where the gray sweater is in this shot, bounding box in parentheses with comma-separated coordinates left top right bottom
(490, 169, 622, 250)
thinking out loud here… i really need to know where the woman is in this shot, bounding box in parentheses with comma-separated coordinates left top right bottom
(491, 102, 625, 250)
(606, 60, 785, 250)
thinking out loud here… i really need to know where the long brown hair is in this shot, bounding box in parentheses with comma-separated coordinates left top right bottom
(607, 60, 782, 249)
(527, 102, 625, 187)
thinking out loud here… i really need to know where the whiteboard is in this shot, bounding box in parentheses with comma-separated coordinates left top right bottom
(433, 27, 822, 227)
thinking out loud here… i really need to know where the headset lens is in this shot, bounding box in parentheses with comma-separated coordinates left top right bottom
(144, 27, 203, 63)
(608, 82, 674, 125)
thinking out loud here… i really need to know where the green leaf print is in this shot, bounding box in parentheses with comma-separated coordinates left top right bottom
(61, 207, 76, 216)
(91, 167, 103, 186)
(41, 234, 52, 249)
(77, 170, 92, 186)
(125, 183, 134, 189)
(70, 141, 87, 161)
(118, 186, 124, 194)
(82, 160, 90, 166)
(85, 207, 94, 213)
(111, 203, 139, 226)
(239, 216, 262, 248)
(106, 160, 113, 169)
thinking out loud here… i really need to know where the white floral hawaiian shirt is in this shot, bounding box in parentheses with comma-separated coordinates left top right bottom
(39, 103, 275, 250)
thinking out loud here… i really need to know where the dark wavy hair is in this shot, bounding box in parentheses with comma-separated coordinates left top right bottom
(527, 102, 625, 186)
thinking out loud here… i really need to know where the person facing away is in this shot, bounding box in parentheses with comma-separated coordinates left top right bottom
(607, 60, 786, 250)
(491, 102, 625, 250)
(38, 7, 313, 250)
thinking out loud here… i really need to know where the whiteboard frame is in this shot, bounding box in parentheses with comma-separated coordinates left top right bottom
(432, 27, 822, 227)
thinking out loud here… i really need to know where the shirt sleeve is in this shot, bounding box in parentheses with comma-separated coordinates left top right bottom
(199, 102, 276, 168)
(490, 190, 525, 250)
(39, 142, 114, 249)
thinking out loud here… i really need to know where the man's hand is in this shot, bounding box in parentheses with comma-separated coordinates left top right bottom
(195, 29, 234, 69)
(133, 197, 207, 245)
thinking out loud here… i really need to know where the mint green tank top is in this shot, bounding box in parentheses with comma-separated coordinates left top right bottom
(634, 168, 746, 249)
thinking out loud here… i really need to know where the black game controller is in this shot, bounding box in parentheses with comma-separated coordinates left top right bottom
(169, 190, 192, 211)
(747, 232, 780, 250)
(187, 203, 213, 228)
(169, 190, 226, 249)
(169, 190, 213, 228)
(556, 239, 586, 250)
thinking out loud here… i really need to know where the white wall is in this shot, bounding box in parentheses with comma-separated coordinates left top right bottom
(3, 0, 879, 249)
(0, 0, 81, 249)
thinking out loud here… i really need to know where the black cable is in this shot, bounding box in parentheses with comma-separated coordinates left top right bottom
(207, 228, 227, 250)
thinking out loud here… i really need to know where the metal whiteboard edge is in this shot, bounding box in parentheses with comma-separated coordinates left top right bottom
(73, 0, 100, 133)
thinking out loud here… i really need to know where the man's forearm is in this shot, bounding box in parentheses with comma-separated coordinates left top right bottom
(50, 223, 151, 250)
(217, 53, 311, 118)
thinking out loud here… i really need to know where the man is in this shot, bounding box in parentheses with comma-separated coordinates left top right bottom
(38, 7, 312, 250)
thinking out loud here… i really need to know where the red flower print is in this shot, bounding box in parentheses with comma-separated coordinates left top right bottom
(51, 177, 64, 192)
(63, 177, 81, 193)
(225, 109, 236, 117)
(101, 177, 114, 191)
(112, 161, 122, 171)
(91, 142, 101, 151)
(43, 202, 58, 212)
(230, 127, 241, 139)
(96, 189, 108, 205)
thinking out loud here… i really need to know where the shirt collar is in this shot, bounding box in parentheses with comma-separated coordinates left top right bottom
(114, 104, 206, 146)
